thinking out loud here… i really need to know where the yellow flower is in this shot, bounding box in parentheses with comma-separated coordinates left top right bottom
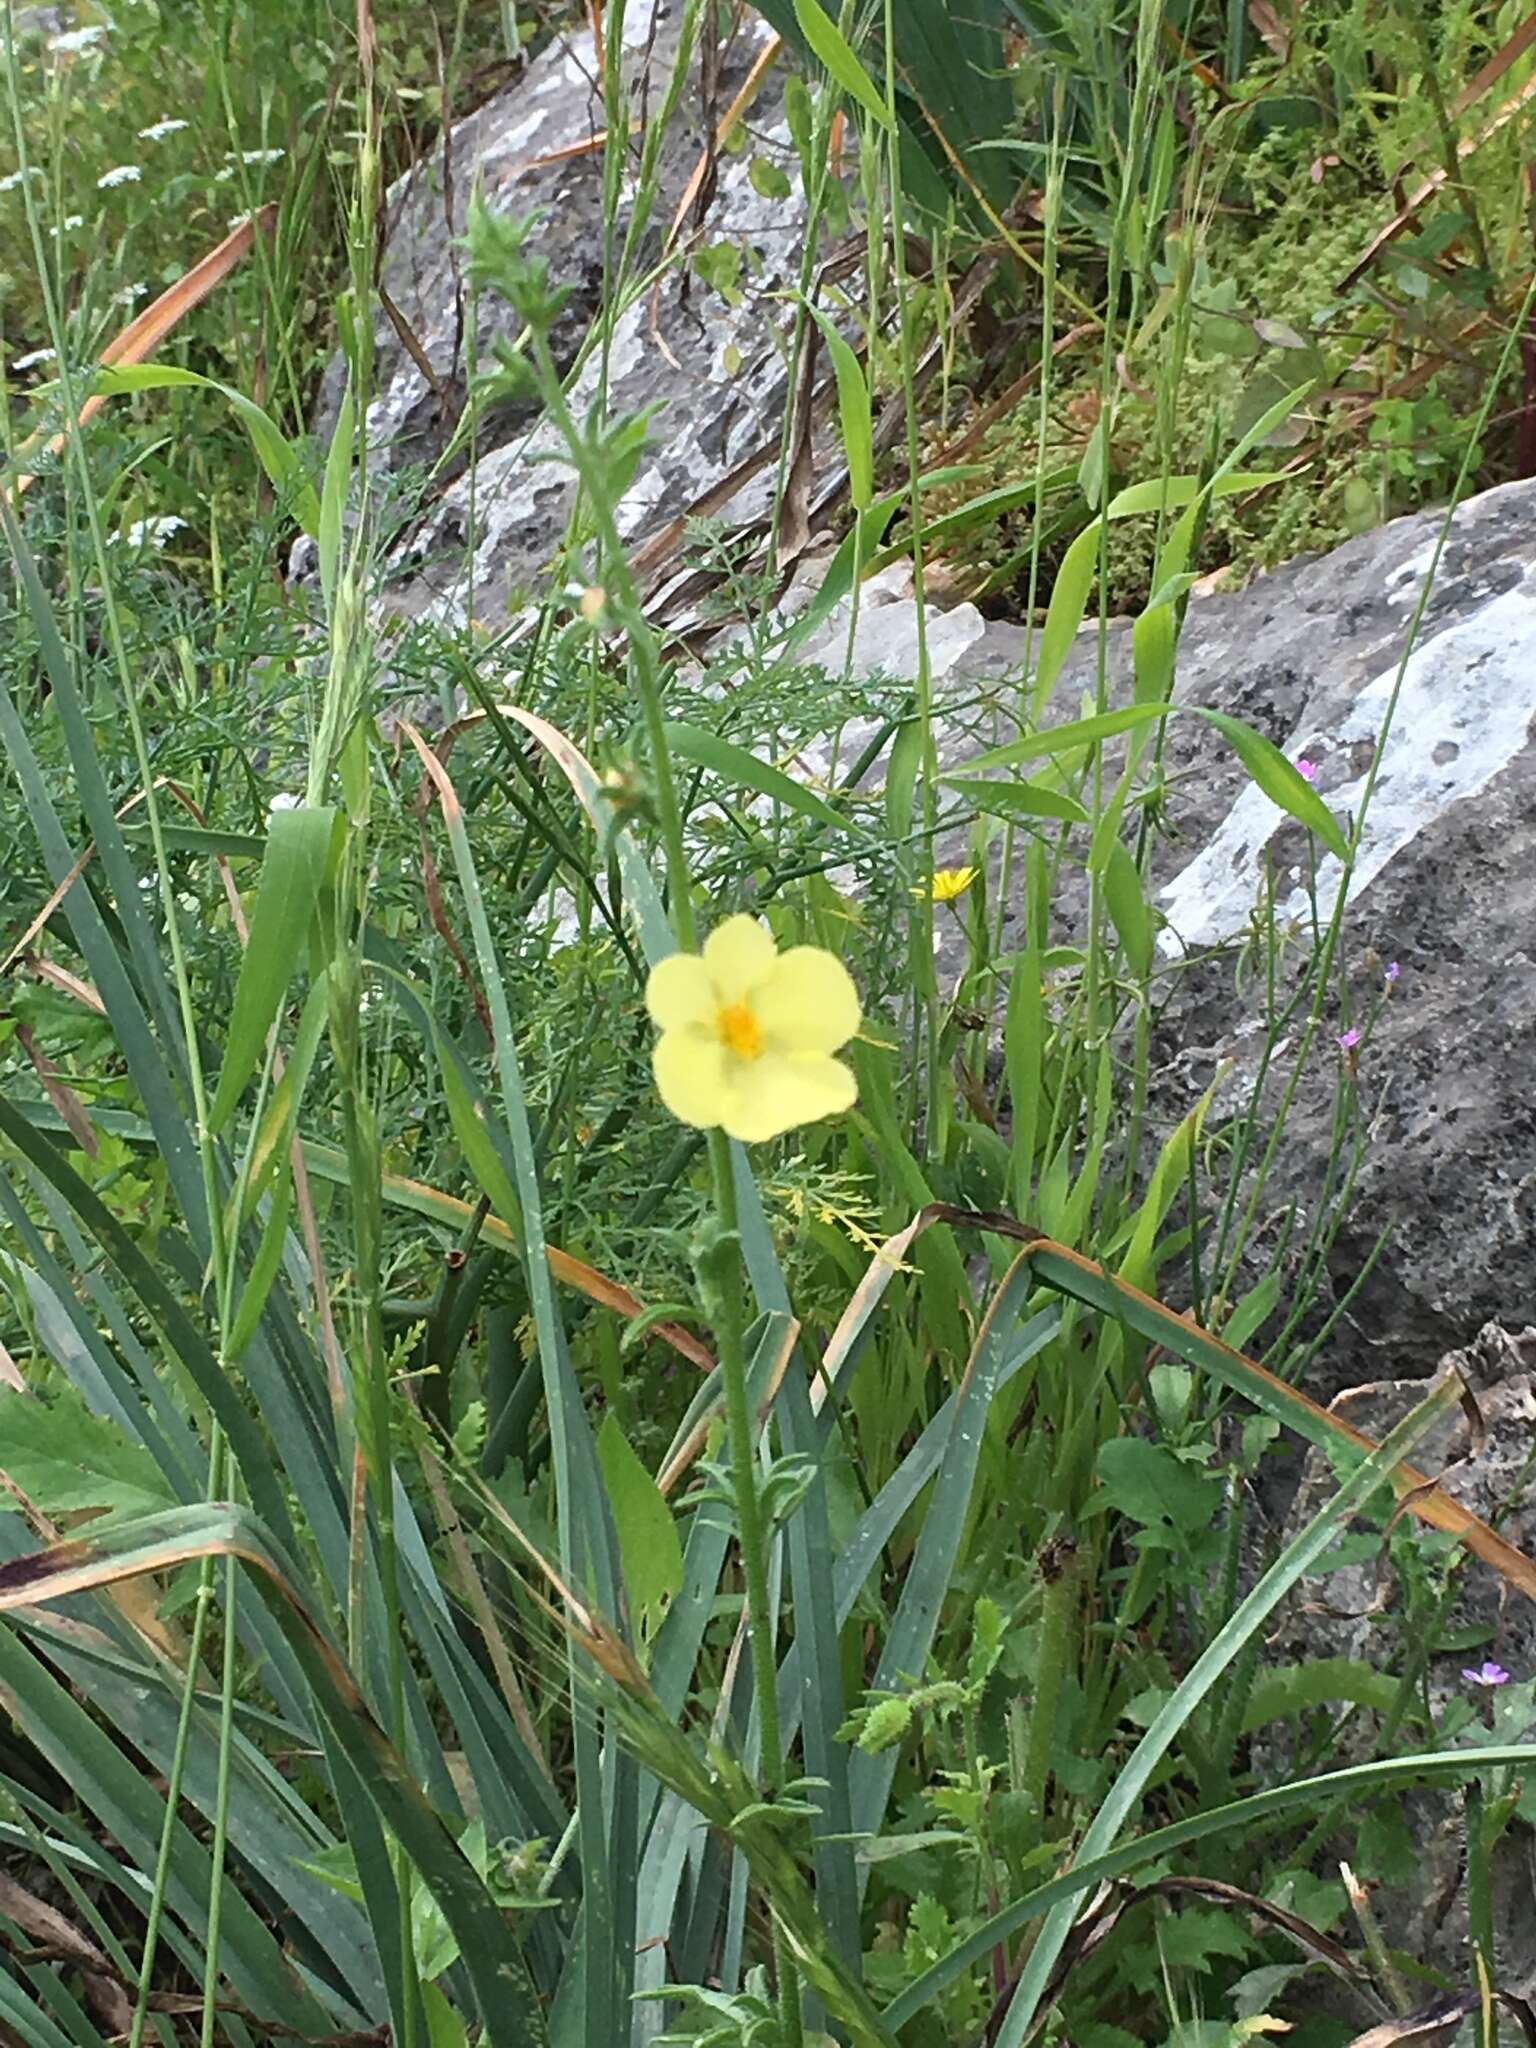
(914, 865, 978, 904)
(645, 915, 860, 1144)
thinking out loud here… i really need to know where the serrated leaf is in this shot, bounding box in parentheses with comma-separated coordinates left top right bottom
(0, 1387, 176, 1520)
(1095, 1437, 1221, 1535)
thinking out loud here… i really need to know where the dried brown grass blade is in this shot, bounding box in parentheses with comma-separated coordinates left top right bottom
(13, 205, 278, 497)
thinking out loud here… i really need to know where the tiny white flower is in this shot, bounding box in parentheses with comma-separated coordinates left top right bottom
(0, 168, 44, 193)
(138, 118, 189, 142)
(49, 25, 107, 53)
(226, 212, 253, 231)
(236, 147, 284, 167)
(114, 282, 148, 306)
(49, 216, 84, 235)
(97, 165, 143, 190)
(11, 347, 57, 372)
(123, 515, 186, 549)
(268, 792, 303, 813)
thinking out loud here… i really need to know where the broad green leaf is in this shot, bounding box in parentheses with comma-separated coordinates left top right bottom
(1095, 1437, 1221, 1537)
(1119, 1079, 1215, 1296)
(1105, 471, 1280, 520)
(232, 968, 333, 1229)
(0, 1387, 176, 1519)
(1031, 517, 1101, 712)
(884, 716, 922, 837)
(93, 365, 323, 534)
(1195, 708, 1349, 860)
(1132, 602, 1177, 704)
(803, 301, 872, 509)
(597, 1413, 683, 1643)
(1154, 390, 1312, 588)
(1103, 840, 1153, 976)
(791, 0, 893, 130)
(664, 721, 851, 835)
(941, 775, 1088, 827)
(208, 805, 336, 1133)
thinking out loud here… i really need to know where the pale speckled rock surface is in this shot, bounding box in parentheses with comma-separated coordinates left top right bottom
(320, 0, 811, 623)
(819, 481, 1536, 1401)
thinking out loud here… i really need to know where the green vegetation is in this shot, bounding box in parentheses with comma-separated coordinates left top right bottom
(2, 4, 1535, 2047)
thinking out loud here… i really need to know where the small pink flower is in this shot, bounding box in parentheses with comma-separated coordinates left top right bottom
(1337, 1027, 1361, 1052)
(1463, 1660, 1511, 1688)
(1296, 757, 1319, 783)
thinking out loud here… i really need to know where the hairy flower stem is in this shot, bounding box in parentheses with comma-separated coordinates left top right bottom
(520, 317, 803, 2038)
(1019, 1540, 1077, 1843)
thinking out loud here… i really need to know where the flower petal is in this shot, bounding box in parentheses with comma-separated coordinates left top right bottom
(721, 1051, 856, 1143)
(652, 1027, 728, 1130)
(754, 946, 860, 1054)
(702, 914, 777, 1002)
(645, 952, 714, 1032)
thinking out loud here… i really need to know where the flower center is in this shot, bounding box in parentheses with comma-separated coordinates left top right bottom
(716, 1000, 764, 1061)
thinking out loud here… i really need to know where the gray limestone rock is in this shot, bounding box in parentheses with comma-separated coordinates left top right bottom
(323, 0, 812, 623)
(823, 480, 1536, 1402)
(1265, 1324, 1536, 1986)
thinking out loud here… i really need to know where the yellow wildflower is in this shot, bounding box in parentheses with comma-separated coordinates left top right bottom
(645, 915, 860, 1144)
(914, 865, 978, 904)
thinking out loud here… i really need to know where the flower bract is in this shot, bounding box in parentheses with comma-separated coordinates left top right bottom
(645, 915, 859, 1144)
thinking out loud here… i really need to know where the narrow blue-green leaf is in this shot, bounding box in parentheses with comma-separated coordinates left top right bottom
(848, 1252, 1041, 1849)
(406, 736, 633, 2045)
(664, 721, 851, 836)
(0, 1616, 329, 2032)
(209, 805, 336, 1133)
(0, 1506, 549, 2047)
(1196, 707, 1349, 860)
(791, 0, 893, 128)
